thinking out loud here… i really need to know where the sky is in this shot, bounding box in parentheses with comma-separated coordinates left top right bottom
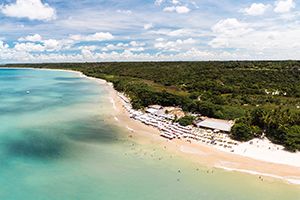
(0, 0, 299, 63)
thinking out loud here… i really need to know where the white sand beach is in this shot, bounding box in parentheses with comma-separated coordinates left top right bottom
(230, 138, 300, 167)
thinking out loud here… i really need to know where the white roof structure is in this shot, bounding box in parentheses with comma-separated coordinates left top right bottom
(149, 105, 163, 110)
(145, 107, 174, 119)
(146, 108, 158, 114)
(196, 118, 234, 132)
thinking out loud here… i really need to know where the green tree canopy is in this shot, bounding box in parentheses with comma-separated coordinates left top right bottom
(231, 123, 254, 142)
(177, 115, 196, 127)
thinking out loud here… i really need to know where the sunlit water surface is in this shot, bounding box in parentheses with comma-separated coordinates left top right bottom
(0, 68, 299, 200)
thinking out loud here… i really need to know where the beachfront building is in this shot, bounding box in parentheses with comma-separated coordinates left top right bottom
(118, 94, 239, 148)
(145, 105, 184, 120)
(195, 118, 234, 133)
(164, 107, 185, 118)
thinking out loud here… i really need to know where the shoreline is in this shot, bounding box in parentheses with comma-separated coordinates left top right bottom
(3, 67, 300, 185)
(100, 77, 300, 185)
(98, 75, 300, 186)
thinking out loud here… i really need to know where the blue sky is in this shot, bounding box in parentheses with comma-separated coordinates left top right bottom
(0, 0, 299, 63)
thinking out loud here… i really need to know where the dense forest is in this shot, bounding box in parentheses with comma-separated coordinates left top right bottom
(4, 61, 300, 151)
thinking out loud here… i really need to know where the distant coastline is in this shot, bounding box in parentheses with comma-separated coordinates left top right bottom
(2, 67, 300, 185)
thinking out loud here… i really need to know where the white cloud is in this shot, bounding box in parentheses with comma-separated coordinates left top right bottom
(163, 6, 176, 12)
(155, 0, 164, 6)
(116, 9, 132, 15)
(209, 37, 229, 49)
(116, 43, 129, 47)
(18, 34, 42, 42)
(274, 0, 295, 13)
(214, 28, 300, 52)
(9, 48, 240, 62)
(14, 42, 44, 52)
(13, 36, 73, 52)
(212, 18, 252, 37)
(175, 48, 215, 60)
(166, 29, 192, 36)
(130, 41, 145, 47)
(156, 38, 165, 42)
(102, 41, 145, 52)
(43, 39, 61, 51)
(171, 0, 180, 5)
(69, 32, 114, 42)
(79, 45, 97, 51)
(144, 23, 154, 30)
(209, 18, 252, 48)
(0, 41, 9, 49)
(2, 0, 300, 63)
(2, 41, 300, 62)
(129, 47, 145, 52)
(154, 38, 196, 51)
(163, 6, 190, 14)
(102, 44, 119, 52)
(208, 17, 300, 58)
(243, 3, 270, 16)
(81, 49, 94, 59)
(176, 6, 190, 13)
(150, 28, 197, 38)
(1, 0, 56, 21)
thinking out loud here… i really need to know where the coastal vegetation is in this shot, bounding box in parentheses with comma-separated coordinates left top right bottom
(177, 115, 196, 127)
(230, 122, 254, 142)
(4, 61, 300, 151)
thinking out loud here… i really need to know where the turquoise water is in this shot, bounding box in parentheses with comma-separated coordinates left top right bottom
(0, 68, 299, 200)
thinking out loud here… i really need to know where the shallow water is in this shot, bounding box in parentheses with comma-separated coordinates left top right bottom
(0, 68, 299, 200)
